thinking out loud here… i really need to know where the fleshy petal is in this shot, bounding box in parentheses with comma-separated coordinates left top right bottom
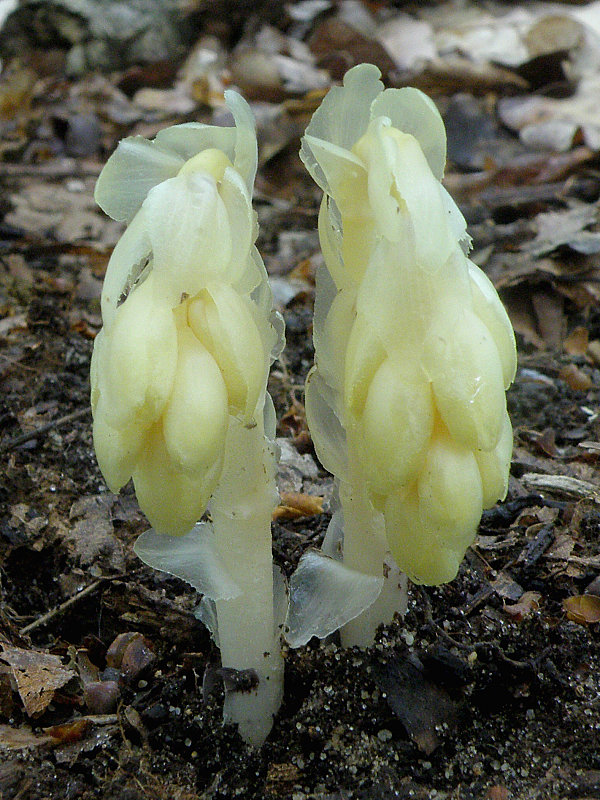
(133, 424, 223, 536)
(100, 207, 151, 328)
(155, 122, 237, 163)
(370, 86, 446, 181)
(219, 167, 254, 285)
(92, 397, 146, 492)
(384, 487, 476, 585)
(143, 173, 232, 304)
(344, 314, 387, 418)
(360, 359, 434, 494)
(476, 412, 513, 508)
(301, 134, 367, 201)
(423, 309, 506, 451)
(305, 368, 348, 481)
(468, 260, 517, 389)
(103, 274, 178, 428)
(162, 327, 229, 475)
(417, 428, 483, 532)
(225, 89, 258, 193)
(187, 283, 266, 422)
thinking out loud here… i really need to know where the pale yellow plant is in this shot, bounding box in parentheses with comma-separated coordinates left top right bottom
(91, 92, 285, 745)
(290, 64, 516, 647)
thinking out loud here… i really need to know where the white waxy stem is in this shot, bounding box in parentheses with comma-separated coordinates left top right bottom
(210, 415, 283, 747)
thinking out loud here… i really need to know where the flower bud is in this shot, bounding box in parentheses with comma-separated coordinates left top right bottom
(187, 283, 265, 422)
(423, 309, 506, 452)
(360, 358, 433, 494)
(162, 325, 229, 476)
(101, 274, 178, 429)
(301, 63, 517, 587)
(133, 424, 223, 536)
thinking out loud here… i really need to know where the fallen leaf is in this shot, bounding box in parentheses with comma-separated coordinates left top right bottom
(273, 492, 324, 521)
(587, 339, 600, 365)
(491, 571, 524, 601)
(564, 594, 600, 625)
(371, 652, 461, 755)
(375, 15, 436, 71)
(559, 363, 592, 391)
(523, 204, 600, 258)
(534, 428, 558, 457)
(67, 495, 124, 572)
(563, 326, 589, 355)
(486, 787, 510, 800)
(0, 645, 76, 716)
(44, 719, 91, 745)
(309, 17, 396, 80)
(499, 74, 600, 152)
(0, 724, 53, 751)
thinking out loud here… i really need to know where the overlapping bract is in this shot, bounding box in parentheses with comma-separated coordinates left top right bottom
(301, 64, 516, 585)
(91, 93, 279, 535)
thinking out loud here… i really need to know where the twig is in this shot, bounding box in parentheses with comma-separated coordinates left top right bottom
(0, 407, 90, 454)
(20, 578, 107, 635)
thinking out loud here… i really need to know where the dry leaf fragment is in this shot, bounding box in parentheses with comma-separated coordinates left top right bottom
(564, 594, 600, 625)
(0, 645, 76, 716)
(587, 339, 600, 366)
(521, 473, 600, 503)
(504, 591, 542, 621)
(0, 724, 53, 751)
(273, 492, 324, 521)
(371, 653, 460, 755)
(44, 719, 91, 745)
(563, 326, 589, 356)
(559, 363, 592, 392)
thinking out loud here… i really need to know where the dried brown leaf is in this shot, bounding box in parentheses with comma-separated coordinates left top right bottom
(504, 591, 542, 621)
(273, 492, 324, 521)
(563, 326, 589, 355)
(44, 719, 91, 745)
(559, 363, 592, 391)
(0, 645, 76, 716)
(564, 594, 600, 625)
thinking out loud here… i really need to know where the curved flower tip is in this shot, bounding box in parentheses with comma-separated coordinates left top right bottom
(94, 90, 257, 225)
(300, 62, 447, 193)
(303, 63, 384, 153)
(94, 137, 184, 224)
(224, 89, 258, 193)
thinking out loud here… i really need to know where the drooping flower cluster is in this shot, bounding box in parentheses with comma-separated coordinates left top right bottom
(301, 64, 516, 585)
(91, 93, 279, 536)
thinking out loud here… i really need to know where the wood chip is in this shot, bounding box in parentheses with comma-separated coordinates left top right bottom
(521, 472, 600, 503)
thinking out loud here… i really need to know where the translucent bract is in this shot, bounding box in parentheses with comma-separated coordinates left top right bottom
(301, 64, 517, 584)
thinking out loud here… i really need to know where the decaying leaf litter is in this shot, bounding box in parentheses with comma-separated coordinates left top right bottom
(1, 0, 600, 797)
